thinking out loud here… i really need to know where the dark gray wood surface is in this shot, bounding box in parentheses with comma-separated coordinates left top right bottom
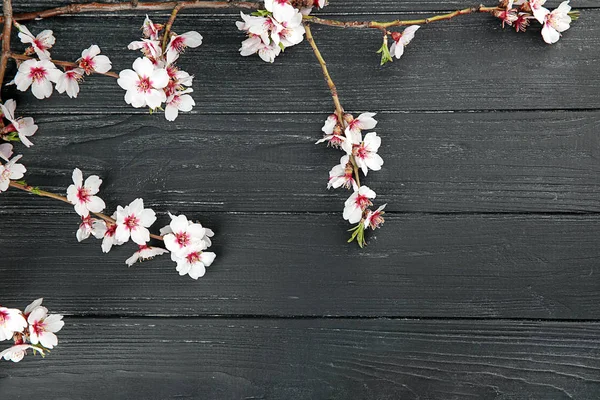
(1, 0, 599, 398)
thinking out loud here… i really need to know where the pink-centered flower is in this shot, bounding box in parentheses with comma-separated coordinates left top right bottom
(16, 24, 55, 60)
(271, 12, 305, 47)
(174, 246, 216, 279)
(115, 198, 157, 245)
(0, 99, 38, 147)
(0, 344, 41, 363)
(118, 57, 169, 108)
(0, 307, 27, 341)
(529, 0, 549, 23)
(14, 59, 61, 100)
(163, 213, 208, 256)
(66, 168, 106, 217)
(125, 244, 169, 266)
(55, 68, 84, 98)
(27, 306, 64, 349)
(541, 1, 572, 44)
(77, 45, 112, 74)
(92, 217, 123, 253)
(328, 155, 358, 190)
(142, 15, 162, 40)
(344, 112, 378, 144)
(0, 154, 26, 193)
(165, 88, 195, 121)
(389, 25, 420, 60)
(363, 204, 387, 230)
(237, 13, 280, 45)
(343, 186, 376, 224)
(344, 131, 384, 176)
(128, 39, 163, 60)
(166, 31, 203, 65)
(264, 0, 296, 23)
(76, 215, 94, 242)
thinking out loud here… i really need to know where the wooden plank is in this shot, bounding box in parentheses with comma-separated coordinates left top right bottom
(2, 318, 600, 399)
(1, 212, 600, 318)
(2, 111, 600, 214)
(3, 11, 598, 114)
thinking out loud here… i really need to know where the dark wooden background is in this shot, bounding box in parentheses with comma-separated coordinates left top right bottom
(1, 0, 600, 398)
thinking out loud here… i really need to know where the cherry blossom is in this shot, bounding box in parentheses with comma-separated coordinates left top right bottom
(264, 0, 296, 23)
(351, 132, 384, 176)
(0, 99, 38, 147)
(328, 155, 358, 190)
(236, 13, 278, 45)
(166, 31, 203, 65)
(16, 23, 55, 60)
(165, 88, 195, 121)
(92, 217, 123, 253)
(14, 59, 62, 99)
(0, 154, 26, 193)
(174, 246, 216, 279)
(66, 168, 106, 217)
(271, 12, 305, 48)
(0, 344, 41, 362)
(77, 45, 112, 74)
(257, 42, 282, 63)
(0, 307, 27, 341)
(364, 204, 387, 230)
(541, 1, 572, 44)
(125, 244, 169, 266)
(344, 112, 378, 144)
(389, 25, 420, 60)
(142, 15, 162, 40)
(316, 114, 346, 148)
(343, 186, 376, 224)
(0, 143, 13, 161)
(514, 13, 532, 32)
(24, 298, 44, 317)
(118, 57, 169, 108)
(76, 215, 94, 242)
(115, 198, 157, 245)
(127, 39, 163, 60)
(529, 0, 549, 24)
(163, 213, 207, 256)
(55, 68, 84, 98)
(27, 306, 64, 349)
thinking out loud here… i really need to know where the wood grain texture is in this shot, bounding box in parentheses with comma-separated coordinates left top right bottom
(1, 111, 600, 214)
(2, 211, 600, 318)
(2, 318, 600, 399)
(2, 11, 597, 114)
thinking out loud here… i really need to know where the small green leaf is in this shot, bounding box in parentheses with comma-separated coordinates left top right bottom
(3, 132, 20, 142)
(376, 41, 393, 66)
(14, 180, 27, 185)
(251, 9, 272, 17)
(30, 186, 42, 195)
(347, 222, 367, 247)
(568, 10, 580, 21)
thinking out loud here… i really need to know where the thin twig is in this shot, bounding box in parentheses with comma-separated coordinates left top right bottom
(0, 0, 13, 101)
(9, 181, 164, 241)
(162, 3, 183, 51)
(9, 53, 119, 78)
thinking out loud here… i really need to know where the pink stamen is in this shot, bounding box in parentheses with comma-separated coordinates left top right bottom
(124, 215, 139, 230)
(28, 67, 47, 83)
(137, 76, 152, 93)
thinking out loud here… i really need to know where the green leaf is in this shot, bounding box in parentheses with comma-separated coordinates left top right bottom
(568, 10, 580, 21)
(347, 222, 367, 247)
(251, 9, 272, 17)
(279, 42, 285, 52)
(14, 180, 27, 185)
(30, 186, 42, 195)
(3, 132, 20, 142)
(376, 41, 393, 66)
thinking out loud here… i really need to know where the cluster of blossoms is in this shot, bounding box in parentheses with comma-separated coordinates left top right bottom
(11, 23, 112, 99)
(493, 0, 575, 43)
(316, 112, 386, 247)
(66, 168, 216, 279)
(0, 299, 64, 362)
(118, 16, 202, 121)
(236, 0, 326, 63)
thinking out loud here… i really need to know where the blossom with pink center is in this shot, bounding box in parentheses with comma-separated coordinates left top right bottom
(0, 99, 38, 147)
(238, 35, 265, 58)
(76, 215, 95, 242)
(363, 204, 387, 230)
(77, 45, 112, 75)
(272, 11, 305, 48)
(92, 217, 124, 253)
(328, 155, 358, 190)
(0, 344, 42, 362)
(237, 13, 281, 45)
(14, 59, 61, 99)
(127, 39, 163, 60)
(514, 13, 532, 32)
(24, 298, 44, 317)
(16, 23, 55, 60)
(0, 143, 13, 161)
(55, 68, 84, 98)
(348, 132, 384, 176)
(343, 186, 376, 224)
(0, 154, 26, 193)
(529, 0, 549, 23)
(344, 112, 378, 144)
(163, 213, 207, 256)
(256, 42, 282, 63)
(166, 31, 203, 65)
(264, 0, 297, 23)
(165, 88, 195, 121)
(0, 307, 27, 341)
(115, 198, 157, 245)
(541, 1, 572, 44)
(316, 114, 347, 148)
(118, 57, 169, 108)
(174, 246, 216, 279)
(142, 15, 162, 40)
(125, 244, 169, 266)
(389, 25, 420, 60)
(66, 168, 106, 217)
(165, 67, 193, 97)
(27, 306, 64, 349)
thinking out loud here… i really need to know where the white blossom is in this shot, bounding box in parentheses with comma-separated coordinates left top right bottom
(363, 204, 387, 230)
(166, 31, 203, 65)
(0, 143, 13, 162)
(55, 68, 84, 98)
(165, 88, 195, 121)
(389, 25, 420, 60)
(76, 215, 94, 242)
(343, 186, 376, 224)
(541, 1, 572, 44)
(125, 244, 169, 266)
(142, 15, 162, 40)
(174, 246, 216, 279)
(0, 154, 26, 193)
(0, 307, 27, 341)
(127, 39, 162, 60)
(0, 99, 38, 147)
(92, 218, 123, 253)
(344, 112, 378, 144)
(0, 344, 41, 362)
(529, 0, 549, 24)
(77, 45, 112, 74)
(328, 155, 358, 190)
(66, 168, 105, 217)
(352, 132, 384, 176)
(27, 306, 64, 349)
(163, 213, 208, 256)
(14, 59, 61, 99)
(115, 198, 157, 245)
(16, 24, 55, 60)
(264, 0, 297, 23)
(118, 57, 169, 108)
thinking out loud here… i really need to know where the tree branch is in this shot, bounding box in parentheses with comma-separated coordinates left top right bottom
(0, 0, 13, 101)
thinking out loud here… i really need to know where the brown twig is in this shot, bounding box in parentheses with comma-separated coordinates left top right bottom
(162, 3, 183, 51)
(0, 0, 13, 101)
(9, 181, 164, 241)
(9, 52, 119, 78)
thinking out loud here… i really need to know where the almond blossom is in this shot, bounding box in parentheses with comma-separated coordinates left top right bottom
(76, 215, 94, 242)
(92, 218, 123, 253)
(127, 39, 163, 60)
(316, 114, 345, 148)
(125, 244, 169, 266)
(166, 31, 203, 64)
(115, 198, 157, 245)
(0, 307, 27, 341)
(0, 99, 38, 147)
(27, 306, 64, 349)
(541, 1, 572, 44)
(343, 186, 376, 224)
(117, 57, 169, 108)
(66, 168, 106, 217)
(16, 23, 55, 60)
(529, 0, 549, 23)
(55, 68, 84, 98)
(328, 155, 358, 190)
(0, 344, 41, 362)
(14, 59, 61, 99)
(346, 131, 384, 176)
(364, 204, 387, 230)
(0, 154, 26, 193)
(174, 246, 216, 279)
(344, 112, 378, 144)
(0, 143, 12, 161)
(77, 45, 112, 74)
(165, 88, 195, 121)
(389, 25, 420, 60)
(142, 15, 163, 40)
(271, 12, 305, 48)
(264, 0, 296, 23)
(163, 213, 208, 256)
